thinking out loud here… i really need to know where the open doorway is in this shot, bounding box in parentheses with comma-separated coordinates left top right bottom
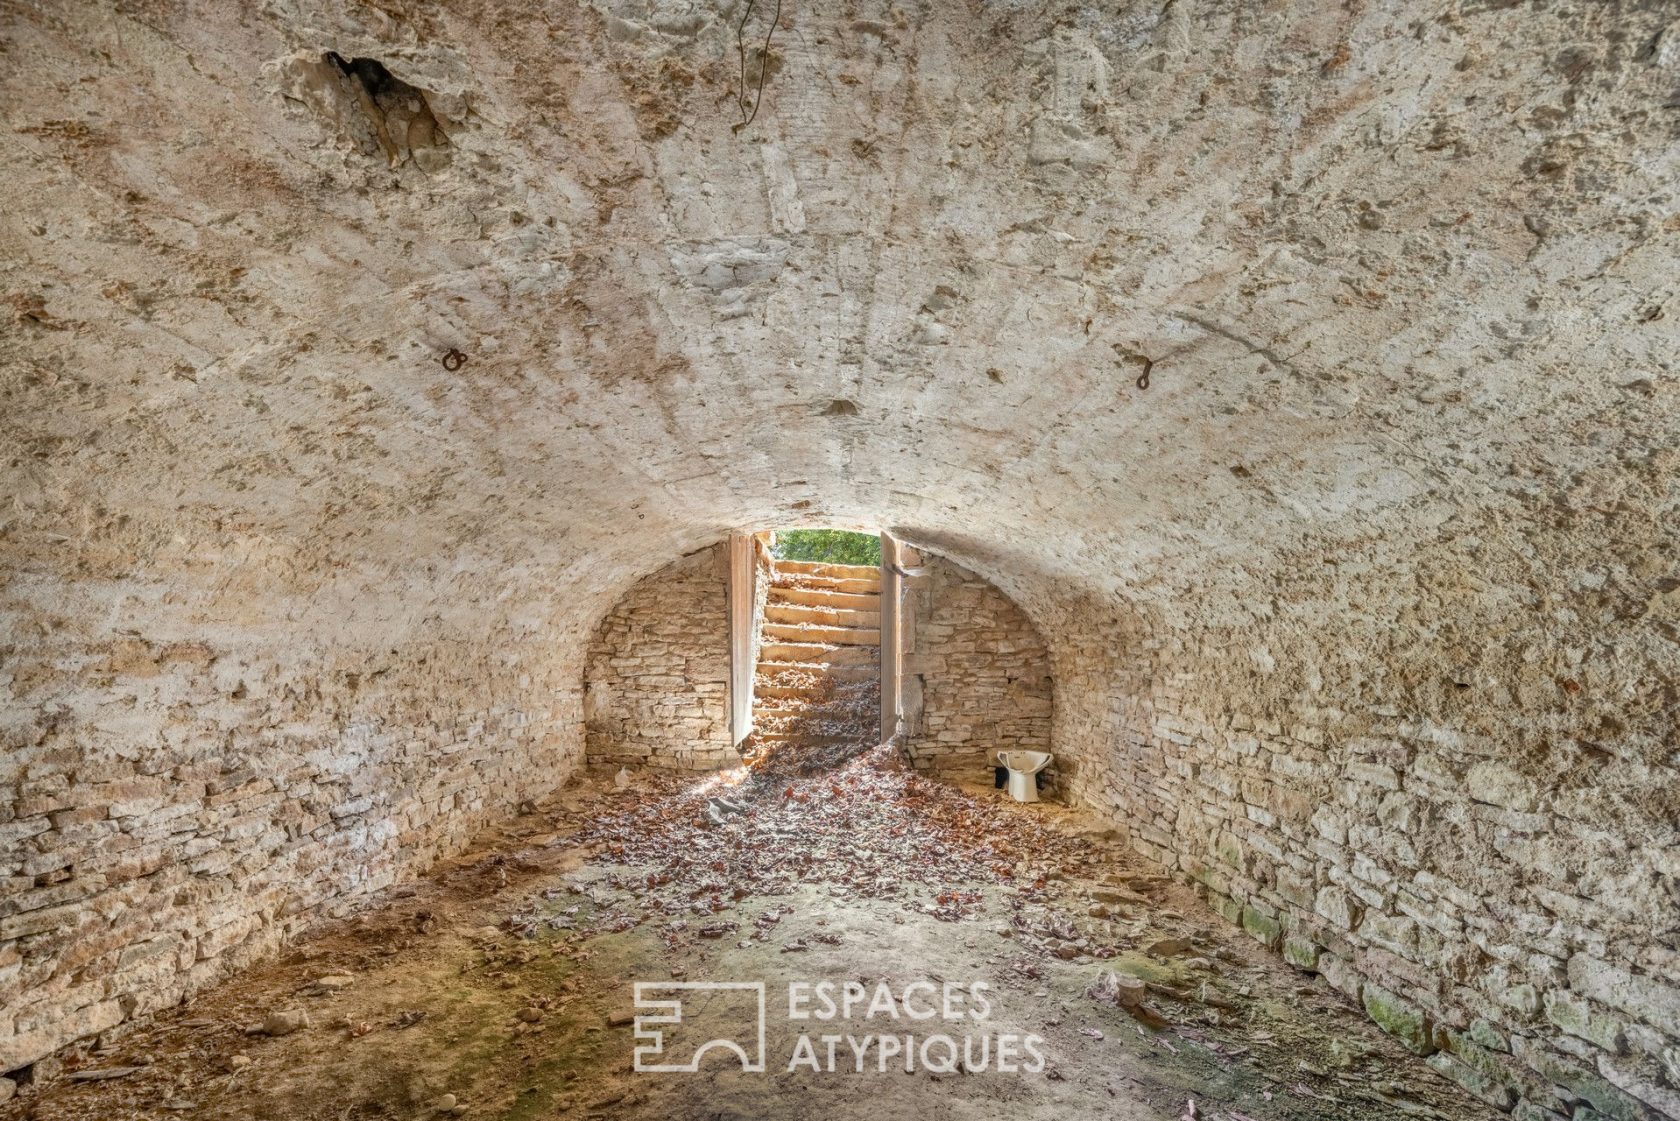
(739, 529, 883, 775)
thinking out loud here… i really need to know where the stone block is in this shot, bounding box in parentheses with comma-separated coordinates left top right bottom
(0, 819, 51, 848)
(1208, 891, 1242, 925)
(1441, 1029, 1563, 1109)
(1567, 954, 1680, 1038)
(1427, 1051, 1518, 1110)
(1315, 884, 1362, 930)
(0, 902, 82, 941)
(1241, 904, 1283, 949)
(1328, 866, 1385, 908)
(1595, 1051, 1680, 1120)
(1345, 761, 1400, 790)
(1359, 910, 1420, 958)
(1501, 982, 1543, 1018)
(1283, 933, 1321, 970)
(1186, 857, 1231, 897)
(1467, 1018, 1510, 1053)
(1363, 983, 1434, 1055)
(1466, 761, 1540, 813)
(1276, 866, 1315, 909)
(0, 998, 123, 1072)
(1544, 990, 1627, 1054)
(1512, 1039, 1651, 1121)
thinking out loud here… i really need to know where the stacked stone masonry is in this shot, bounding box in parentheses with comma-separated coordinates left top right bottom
(1053, 597, 1680, 1121)
(580, 544, 1052, 780)
(5, 1, 1679, 1102)
(0, 632, 581, 1078)
(582, 545, 735, 771)
(902, 555, 1053, 779)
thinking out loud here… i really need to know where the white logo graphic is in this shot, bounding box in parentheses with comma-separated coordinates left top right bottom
(632, 982, 767, 1073)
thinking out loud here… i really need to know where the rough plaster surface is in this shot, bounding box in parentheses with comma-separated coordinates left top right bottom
(2, 0, 1678, 1110)
(583, 544, 733, 769)
(903, 555, 1052, 777)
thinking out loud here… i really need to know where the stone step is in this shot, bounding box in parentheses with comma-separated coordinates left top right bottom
(753, 703, 872, 721)
(758, 642, 880, 667)
(772, 559, 881, 579)
(761, 622, 881, 647)
(750, 730, 872, 745)
(772, 576, 880, 596)
(755, 661, 879, 685)
(752, 722, 871, 735)
(767, 587, 880, 611)
(770, 569, 880, 595)
(752, 680, 879, 700)
(765, 603, 881, 629)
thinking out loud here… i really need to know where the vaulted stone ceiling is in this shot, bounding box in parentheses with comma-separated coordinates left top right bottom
(6, 2, 1680, 1096)
(3, 0, 1676, 754)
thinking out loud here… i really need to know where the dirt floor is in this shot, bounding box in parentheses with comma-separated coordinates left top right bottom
(3, 749, 1502, 1121)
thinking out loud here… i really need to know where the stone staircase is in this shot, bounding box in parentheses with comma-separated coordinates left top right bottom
(749, 559, 881, 765)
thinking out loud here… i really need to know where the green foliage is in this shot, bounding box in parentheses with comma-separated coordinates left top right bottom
(772, 529, 881, 566)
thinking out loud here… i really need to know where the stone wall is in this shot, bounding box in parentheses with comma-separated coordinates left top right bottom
(6, 0, 1680, 1110)
(0, 617, 580, 1079)
(902, 555, 1052, 779)
(1052, 554, 1680, 1121)
(582, 545, 736, 771)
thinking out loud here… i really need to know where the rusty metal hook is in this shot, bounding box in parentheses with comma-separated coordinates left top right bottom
(440, 348, 467, 372)
(1110, 341, 1154, 391)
